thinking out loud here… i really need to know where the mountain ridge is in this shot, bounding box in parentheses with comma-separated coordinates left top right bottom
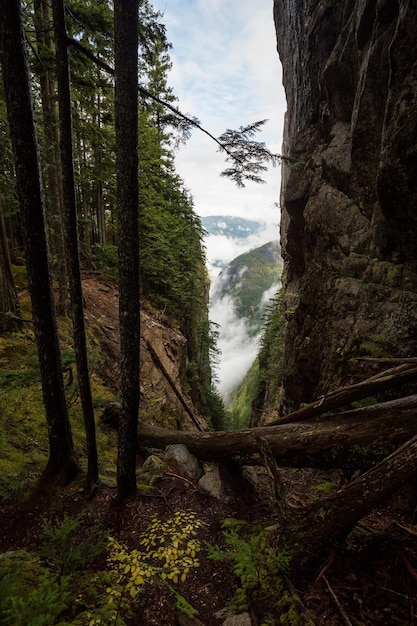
(202, 215, 267, 240)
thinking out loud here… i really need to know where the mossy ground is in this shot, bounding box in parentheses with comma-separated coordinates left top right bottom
(0, 280, 118, 499)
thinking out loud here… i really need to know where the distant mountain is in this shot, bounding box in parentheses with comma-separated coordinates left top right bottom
(202, 215, 266, 240)
(210, 240, 282, 337)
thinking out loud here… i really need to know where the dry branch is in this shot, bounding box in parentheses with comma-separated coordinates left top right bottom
(268, 364, 417, 426)
(282, 432, 417, 573)
(323, 577, 353, 626)
(143, 336, 204, 431)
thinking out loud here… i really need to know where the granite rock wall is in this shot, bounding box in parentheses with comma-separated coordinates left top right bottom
(274, 0, 417, 412)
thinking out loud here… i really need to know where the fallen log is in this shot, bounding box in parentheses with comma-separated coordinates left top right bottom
(278, 431, 417, 574)
(143, 336, 205, 431)
(138, 397, 417, 469)
(268, 363, 417, 426)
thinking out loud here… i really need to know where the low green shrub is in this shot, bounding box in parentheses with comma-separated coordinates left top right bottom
(107, 510, 206, 620)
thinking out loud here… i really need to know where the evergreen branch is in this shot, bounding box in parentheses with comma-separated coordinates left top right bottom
(67, 36, 114, 75)
(66, 38, 283, 186)
(218, 122, 282, 187)
(67, 37, 237, 158)
(24, 30, 44, 68)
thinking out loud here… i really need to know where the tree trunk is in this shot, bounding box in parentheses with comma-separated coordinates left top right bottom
(135, 395, 417, 469)
(136, 399, 417, 576)
(0, 0, 79, 483)
(0, 200, 22, 332)
(276, 433, 417, 575)
(94, 91, 106, 246)
(52, 0, 99, 492)
(114, 0, 140, 501)
(33, 0, 68, 316)
(144, 336, 205, 431)
(269, 362, 417, 426)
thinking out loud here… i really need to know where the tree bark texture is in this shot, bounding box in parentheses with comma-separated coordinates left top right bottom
(34, 0, 68, 316)
(52, 0, 99, 491)
(114, 0, 140, 501)
(0, 0, 78, 483)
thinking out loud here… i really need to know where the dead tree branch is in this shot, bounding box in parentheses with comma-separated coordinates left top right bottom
(269, 364, 417, 426)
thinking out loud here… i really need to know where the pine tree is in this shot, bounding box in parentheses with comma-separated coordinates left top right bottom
(0, 0, 79, 483)
(114, 0, 140, 501)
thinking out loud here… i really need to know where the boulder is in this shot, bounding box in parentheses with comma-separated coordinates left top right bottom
(165, 444, 202, 481)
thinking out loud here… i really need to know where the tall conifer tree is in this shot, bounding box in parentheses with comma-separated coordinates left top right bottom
(52, 0, 99, 492)
(114, 0, 140, 500)
(0, 0, 78, 483)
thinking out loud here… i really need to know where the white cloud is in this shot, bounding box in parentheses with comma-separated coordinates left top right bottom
(209, 293, 260, 404)
(151, 0, 286, 221)
(261, 282, 281, 307)
(205, 222, 280, 278)
(209, 264, 281, 406)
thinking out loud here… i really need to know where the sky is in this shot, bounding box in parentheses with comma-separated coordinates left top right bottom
(150, 0, 286, 228)
(150, 0, 287, 400)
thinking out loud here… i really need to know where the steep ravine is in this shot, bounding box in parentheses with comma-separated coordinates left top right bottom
(275, 0, 417, 413)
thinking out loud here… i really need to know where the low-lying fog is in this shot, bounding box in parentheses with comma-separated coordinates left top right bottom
(207, 223, 280, 406)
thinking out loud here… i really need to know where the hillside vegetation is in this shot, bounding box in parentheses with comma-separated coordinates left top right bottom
(209, 241, 283, 427)
(211, 240, 282, 337)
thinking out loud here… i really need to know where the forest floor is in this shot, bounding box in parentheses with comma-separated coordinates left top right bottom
(1, 276, 417, 625)
(1, 465, 417, 625)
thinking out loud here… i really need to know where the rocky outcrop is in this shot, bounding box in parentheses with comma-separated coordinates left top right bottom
(82, 278, 207, 430)
(140, 309, 207, 430)
(275, 0, 417, 412)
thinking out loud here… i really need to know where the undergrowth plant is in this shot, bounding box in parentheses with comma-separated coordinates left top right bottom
(208, 518, 290, 610)
(0, 559, 72, 626)
(207, 518, 313, 625)
(38, 514, 108, 582)
(107, 510, 206, 621)
(0, 514, 112, 626)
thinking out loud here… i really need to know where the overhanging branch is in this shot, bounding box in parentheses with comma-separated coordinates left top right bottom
(67, 37, 283, 184)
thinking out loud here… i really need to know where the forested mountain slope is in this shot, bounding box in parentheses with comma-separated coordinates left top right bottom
(209, 241, 282, 423)
(211, 240, 282, 337)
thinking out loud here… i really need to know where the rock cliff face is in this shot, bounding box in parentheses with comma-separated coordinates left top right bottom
(140, 309, 207, 431)
(82, 278, 207, 431)
(274, 0, 417, 412)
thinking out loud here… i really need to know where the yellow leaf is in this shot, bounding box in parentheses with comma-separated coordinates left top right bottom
(129, 585, 137, 598)
(124, 564, 130, 574)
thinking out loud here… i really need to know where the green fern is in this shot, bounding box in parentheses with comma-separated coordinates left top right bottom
(207, 519, 290, 611)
